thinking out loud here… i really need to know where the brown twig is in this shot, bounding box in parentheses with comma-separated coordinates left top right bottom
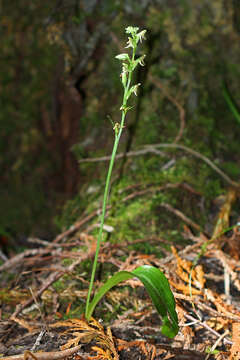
(0, 249, 54, 272)
(184, 314, 232, 345)
(174, 293, 240, 322)
(0, 345, 82, 360)
(11, 271, 64, 319)
(121, 183, 182, 202)
(52, 206, 111, 243)
(78, 147, 168, 163)
(79, 142, 239, 188)
(205, 330, 230, 360)
(148, 143, 239, 188)
(160, 202, 202, 232)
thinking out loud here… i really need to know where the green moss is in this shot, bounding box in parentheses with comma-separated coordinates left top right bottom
(59, 145, 227, 250)
(128, 242, 165, 258)
(222, 162, 240, 178)
(107, 198, 154, 242)
(62, 258, 74, 267)
(52, 279, 66, 292)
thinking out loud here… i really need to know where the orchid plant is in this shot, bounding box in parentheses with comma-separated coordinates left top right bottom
(84, 26, 178, 338)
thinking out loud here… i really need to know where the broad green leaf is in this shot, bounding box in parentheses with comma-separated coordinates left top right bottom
(132, 265, 178, 338)
(86, 265, 178, 338)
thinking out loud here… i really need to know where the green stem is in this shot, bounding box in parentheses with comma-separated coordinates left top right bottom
(85, 106, 126, 321)
(85, 28, 141, 320)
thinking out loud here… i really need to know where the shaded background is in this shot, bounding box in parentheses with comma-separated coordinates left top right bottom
(1, 0, 240, 241)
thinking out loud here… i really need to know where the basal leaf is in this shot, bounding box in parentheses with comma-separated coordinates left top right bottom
(86, 265, 178, 338)
(132, 265, 178, 338)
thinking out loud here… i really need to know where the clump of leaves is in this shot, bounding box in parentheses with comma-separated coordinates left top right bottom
(85, 26, 178, 338)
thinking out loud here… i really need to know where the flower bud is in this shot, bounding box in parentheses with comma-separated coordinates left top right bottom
(115, 53, 130, 61)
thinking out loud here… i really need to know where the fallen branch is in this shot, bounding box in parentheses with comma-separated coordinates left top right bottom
(53, 206, 111, 243)
(149, 143, 239, 188)
(0, 249, 56, 272)
(0, 345, 82, 360)
(78, 147, 168, 163)
(160, 202, 202, 233)
(184, 314, 232, 345)
(79, 142, 239, 188)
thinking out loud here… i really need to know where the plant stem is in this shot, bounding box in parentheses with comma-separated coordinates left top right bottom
(85, 109, 126, 320)
(85, 26, 145, 320)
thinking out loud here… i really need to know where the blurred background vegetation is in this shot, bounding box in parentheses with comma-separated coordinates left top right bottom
(1, 0, 240, 245)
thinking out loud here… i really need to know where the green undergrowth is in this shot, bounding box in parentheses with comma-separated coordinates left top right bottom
(57, 148, 225, 248)
(56, 79, 240, 244)
(48, 137, 236, 322)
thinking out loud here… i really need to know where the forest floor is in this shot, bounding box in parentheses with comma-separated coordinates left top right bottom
(0, 188, 240, 360)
